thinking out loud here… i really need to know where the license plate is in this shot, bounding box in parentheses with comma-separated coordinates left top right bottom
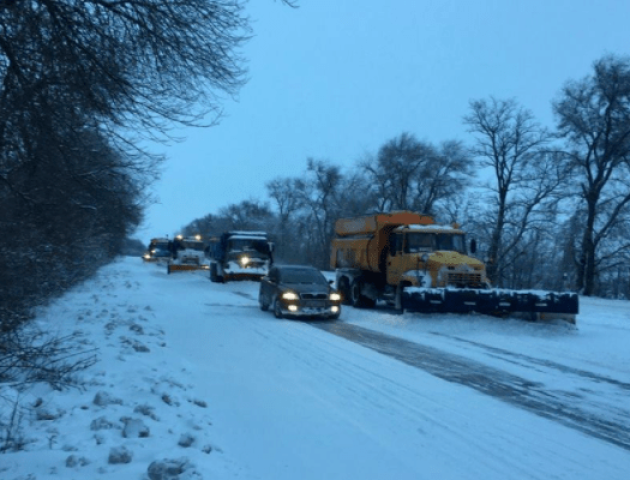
(304, 300, 326, 308)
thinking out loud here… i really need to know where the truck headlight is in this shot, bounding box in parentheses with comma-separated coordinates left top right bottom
(329, 292, 341, 301)
(240, 256, 250, 266)
(282, 292, 299, 301)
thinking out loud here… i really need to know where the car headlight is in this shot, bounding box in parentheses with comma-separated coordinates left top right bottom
(329, 292, 341, 301)
(143, 254, 151, 259)
(282, 291, 299, 301)
(240, 256, 250, 266)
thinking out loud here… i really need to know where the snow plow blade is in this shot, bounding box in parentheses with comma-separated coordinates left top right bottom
(402, 288, 579, 323)
(167, 264, 206, 274)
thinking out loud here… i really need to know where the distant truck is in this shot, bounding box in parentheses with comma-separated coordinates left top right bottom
(209, 231, 273, 282)
(143, 238, 171, 263)
(331, 211, 578, 321)
(167, 235, 207, 274)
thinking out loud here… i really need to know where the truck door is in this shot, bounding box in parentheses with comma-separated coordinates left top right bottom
(386, 232, 405, 285)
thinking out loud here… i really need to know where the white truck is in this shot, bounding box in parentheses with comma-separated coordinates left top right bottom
(209, 231, 273, 282)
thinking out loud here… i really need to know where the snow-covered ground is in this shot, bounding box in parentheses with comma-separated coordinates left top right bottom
(2, 256, 629, 480)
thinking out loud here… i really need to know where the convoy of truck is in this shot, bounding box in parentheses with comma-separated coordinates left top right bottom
(143, 210, 579, 323)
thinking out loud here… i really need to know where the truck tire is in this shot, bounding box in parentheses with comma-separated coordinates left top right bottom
(338, 277, 352, 306)
(394, 283, 405, 313)
(350, 279, 375, 309)
(210, 263, 224, 283)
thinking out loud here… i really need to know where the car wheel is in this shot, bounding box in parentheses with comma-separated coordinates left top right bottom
(273, 298, 283, 319)
(259, 292, 269, 311)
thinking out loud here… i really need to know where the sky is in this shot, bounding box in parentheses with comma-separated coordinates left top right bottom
(3, 257, 630, 479)
(137, 0, 630, 240)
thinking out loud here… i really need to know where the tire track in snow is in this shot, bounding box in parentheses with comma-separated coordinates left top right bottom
(427, 331, 630, 390)
(311, 320, 630, 452)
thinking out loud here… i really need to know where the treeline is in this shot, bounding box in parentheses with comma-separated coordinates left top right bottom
(182, 55, 630, 299)
(0, 0, 253, 390)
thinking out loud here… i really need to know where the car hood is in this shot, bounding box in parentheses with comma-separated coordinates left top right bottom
(280, 282, 330, 294)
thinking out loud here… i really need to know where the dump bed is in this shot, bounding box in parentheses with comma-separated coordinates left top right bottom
(334, 211, 433, 236)
(332, 211, 435, 273)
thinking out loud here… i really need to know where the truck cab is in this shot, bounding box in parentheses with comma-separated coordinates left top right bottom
(386, 225, 487, 289)
(210, 231, 274, 282)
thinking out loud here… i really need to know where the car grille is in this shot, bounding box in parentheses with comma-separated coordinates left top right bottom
(300, 293, 328, 300)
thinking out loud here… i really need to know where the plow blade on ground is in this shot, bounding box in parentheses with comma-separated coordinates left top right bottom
(402, 287, 579, 324)
(167, 264, 207, 274)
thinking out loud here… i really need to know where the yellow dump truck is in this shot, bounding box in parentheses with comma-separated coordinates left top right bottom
(331, 211, 578, 321)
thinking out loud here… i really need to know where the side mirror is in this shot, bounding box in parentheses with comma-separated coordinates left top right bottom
(268, 241, 275, 252)
(470, 239, 477, 255)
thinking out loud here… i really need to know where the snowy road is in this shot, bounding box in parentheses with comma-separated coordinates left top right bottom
(155, 265, 630, 479)
(218, 279, 630, 451)
(6, 258, 628, 480)
(311, 320, 630, 451)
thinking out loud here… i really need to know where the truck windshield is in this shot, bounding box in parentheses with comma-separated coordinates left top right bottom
(436, 233, 466, 253)
(405, 232, 466, 254)
(182, 241, 205, 251)
(229, 239, 270, 255)
(152, 246, 171, 257)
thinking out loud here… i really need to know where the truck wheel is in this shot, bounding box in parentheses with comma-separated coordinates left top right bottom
(394, 283, 405, 313)
(349, 279, 369, 308)
(338, 277, 352, 306)
(351, 279, 376, 308)
(350, 279, 362, 307)
(210, 263, 224, 283)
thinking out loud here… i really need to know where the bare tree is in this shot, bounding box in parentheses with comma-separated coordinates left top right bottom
(411, 140, 474, 217)
(297, 159, 344, 268)
(0, 0, 295, 388)
(363, 133, 431, 211)
(266, 177, 306, 262)
(362, 134, 473, 217)
(553, 55, 630, 296)
(464, 97, 561, 286)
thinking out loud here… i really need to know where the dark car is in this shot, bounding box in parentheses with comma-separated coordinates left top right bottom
(259, 265, 342, 319)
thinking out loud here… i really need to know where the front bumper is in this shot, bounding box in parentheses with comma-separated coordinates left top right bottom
(224, 262, 268, 281)
(278, 301, 341, 319)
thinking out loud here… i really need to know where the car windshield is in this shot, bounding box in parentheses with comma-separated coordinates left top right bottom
(280, 269, 327, 285)
(405, 232, 466, 254)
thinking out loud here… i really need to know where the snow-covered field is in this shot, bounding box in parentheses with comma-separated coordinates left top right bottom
(2, 256, 629, 480)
